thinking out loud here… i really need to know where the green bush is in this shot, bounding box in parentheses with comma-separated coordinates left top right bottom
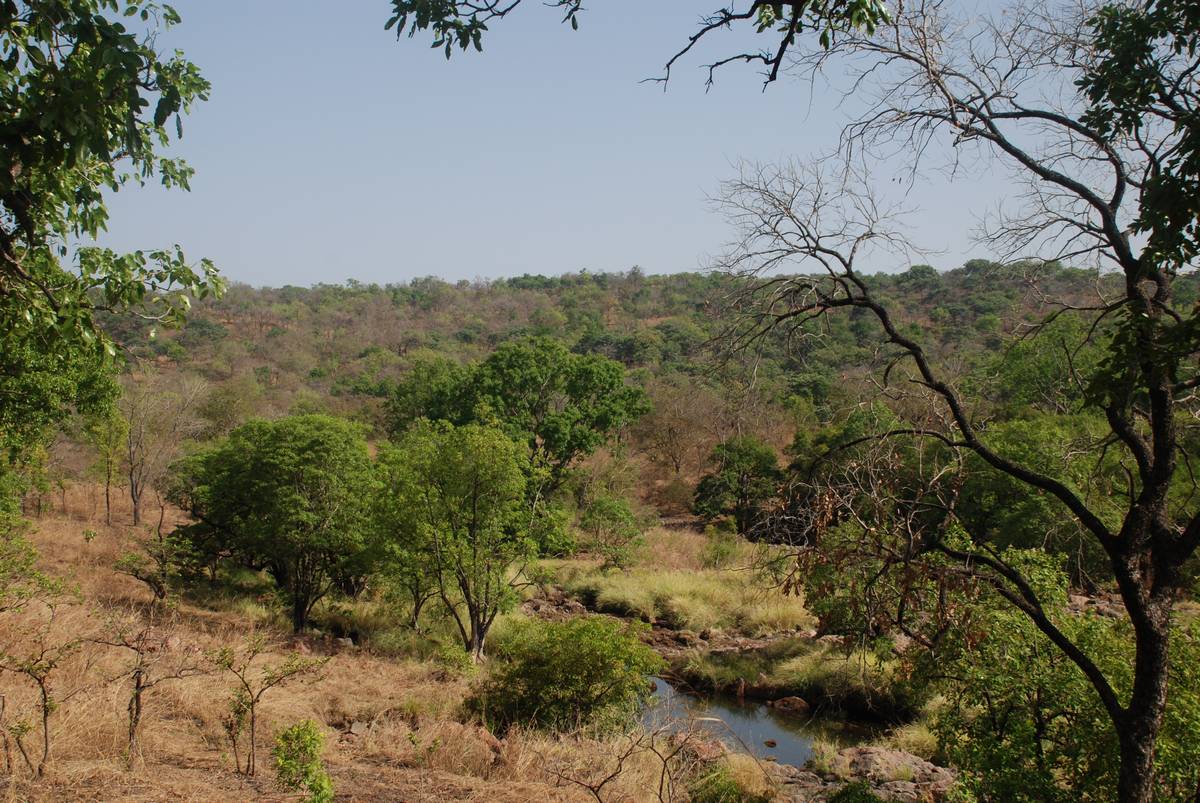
(469, 617, 664, 733)
(272, 720, 333, 803)
(579, 495, 644, 570)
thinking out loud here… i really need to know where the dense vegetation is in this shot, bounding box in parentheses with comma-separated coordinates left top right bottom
(0, 0, 1198, 800)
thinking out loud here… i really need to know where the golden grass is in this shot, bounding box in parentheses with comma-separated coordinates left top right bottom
(560, 565, 812, 636)
(0, 482, 737, 801)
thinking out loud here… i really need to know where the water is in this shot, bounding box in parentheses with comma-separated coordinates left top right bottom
(642, 677, 875, 768)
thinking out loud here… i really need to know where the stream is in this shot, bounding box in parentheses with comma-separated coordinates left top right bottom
(642, 677, 877, 768)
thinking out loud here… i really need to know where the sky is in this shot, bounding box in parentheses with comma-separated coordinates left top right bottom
(95, 1, 1012, 288)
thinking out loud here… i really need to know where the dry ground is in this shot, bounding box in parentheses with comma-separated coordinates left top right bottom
(0, 486, 743, 802)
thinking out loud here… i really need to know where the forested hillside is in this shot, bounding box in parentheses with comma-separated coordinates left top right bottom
(94, 260, 1195, 509)
(3, 0, 1200, 800)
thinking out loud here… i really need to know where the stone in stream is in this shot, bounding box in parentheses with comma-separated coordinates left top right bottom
(769, 695, 811, 715)
(763, 739, 778, 748)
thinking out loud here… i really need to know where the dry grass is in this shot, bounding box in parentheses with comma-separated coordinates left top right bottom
(0, 483, 732, 801)
(550, 526, 811, 637)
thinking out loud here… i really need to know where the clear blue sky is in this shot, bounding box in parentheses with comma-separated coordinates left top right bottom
(97, 1, 1006, 287)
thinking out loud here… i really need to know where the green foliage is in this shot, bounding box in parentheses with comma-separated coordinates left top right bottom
(700, 525, 740, 570)
(931, 558, 1200, 801)
(1080, 0, 1200, 268)
(171, 415, 376, 631)
(385, 420, 533, 657)
(387, 336, 648, 492)
(956, 414, 1121, 583)
(384, 0, 889, 67)
(0, 0, 222, 464)
(272, 720, 333, 803)
(578, 494, 643, 570)
(469, 616, 664, 733)
(694, 436, 782, 535)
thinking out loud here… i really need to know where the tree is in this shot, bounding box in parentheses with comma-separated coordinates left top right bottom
(384, 1, 889, 86)
(121, 371, 207, 526)
(714, 0, 1199, 793)
(373, 442, 439, 630)
(387, 420, 533, 660)
(95, 607, 207, 760)
(469, 617, 664, 733)
(693, 436, 782, 535)
(174, 415, 376, 632)
(0, 0, 222, 469)
(387, 337, 648, 495)
(81, 406, 127, 525)
(210, 636, 326, 777)
(633, 374, 724, 477)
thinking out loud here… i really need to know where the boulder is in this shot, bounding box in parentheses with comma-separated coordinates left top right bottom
(770, 696, 811, 715)
(814, 746, 956, 795)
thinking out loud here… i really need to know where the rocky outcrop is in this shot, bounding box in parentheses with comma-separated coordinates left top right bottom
(768, 746, 956, 801)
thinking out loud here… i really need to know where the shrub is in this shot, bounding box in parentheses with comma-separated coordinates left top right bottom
(688, 760, 772, 803)
(272, 720, 333, 803)
(579, 495, 644, 570)
(469, 617, 664, 733)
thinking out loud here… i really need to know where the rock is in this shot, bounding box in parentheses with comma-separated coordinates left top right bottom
(675, 735, 727, 763)
(770, 696, 811, 715)
(763, 739, 778, 748)
(877, 780, 925, 802)
(334, 637, 355, 651)
(677, 630, 700, 645)
(348, 720, 369, 736)
(824, 746, 955, 793)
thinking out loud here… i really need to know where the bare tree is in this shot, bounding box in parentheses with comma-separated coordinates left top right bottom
(94, 607, 208, 761)
(714, 0, 1198, 793)
(120, 370, 208, 526)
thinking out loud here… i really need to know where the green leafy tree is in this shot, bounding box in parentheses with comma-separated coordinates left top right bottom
(373, 442, 439, 630)
(387, 420, 533, 660)
(694, 436, 782, 535)
(81, 406, 127, 525)
(0, 0, 222, 464)
(173, 415, 376, 632)
(388, 337, 648, 495)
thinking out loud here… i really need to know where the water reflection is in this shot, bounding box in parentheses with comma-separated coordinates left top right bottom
(642, 677, 876, 768)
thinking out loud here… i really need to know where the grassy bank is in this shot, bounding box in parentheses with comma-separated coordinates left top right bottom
(670, 637, 919, 723)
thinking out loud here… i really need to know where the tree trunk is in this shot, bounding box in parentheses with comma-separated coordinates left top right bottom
(104, 475, 112, 526)
(1116, 601, 1171, 803)
(130, 484, 141, 526)
(127, 673, 144, 758)
(291, 592, 308, 634)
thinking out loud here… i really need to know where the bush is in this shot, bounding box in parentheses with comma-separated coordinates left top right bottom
(469, 617, 665, 732)
(272, 720, 333, 803)
(579, 495, 644, 570)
